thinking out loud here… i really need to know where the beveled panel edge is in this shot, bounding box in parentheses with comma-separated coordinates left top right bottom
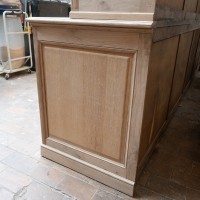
(46, 137, 126, 168)
(35, 36, 50, 144)
(41, 42, 137, 164)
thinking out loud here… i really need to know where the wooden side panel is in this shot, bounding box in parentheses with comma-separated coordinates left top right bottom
(155, 0, 198, 20)
(42, 45, 135, 163)
(184, 30, 200, 89)
(156, 0, 184, 10)
(36, 26, 141, 52)
(156, 0, 197, 11)
(169, 32, 193, 113)
(184, 0, 198, 12)
(70, 11, 154, 21)
(72, 0, 155, 13)
(154, 0, 185, 21)
(139, 36, 179, 162)
(126, 33, 152, 181)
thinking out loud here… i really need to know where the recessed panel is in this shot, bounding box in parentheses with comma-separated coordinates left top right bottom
(42, 45, 135, 163)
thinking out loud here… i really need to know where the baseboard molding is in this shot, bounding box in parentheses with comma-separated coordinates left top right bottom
(41, 145, 135, 196)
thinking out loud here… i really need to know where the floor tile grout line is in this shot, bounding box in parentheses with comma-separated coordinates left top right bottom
(0, 158, 100, 199)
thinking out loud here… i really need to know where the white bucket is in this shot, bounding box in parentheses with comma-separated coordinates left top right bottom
(0, 15, 25, 69)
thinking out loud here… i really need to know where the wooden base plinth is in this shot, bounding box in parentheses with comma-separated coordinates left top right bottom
(41, 145, 135, 196)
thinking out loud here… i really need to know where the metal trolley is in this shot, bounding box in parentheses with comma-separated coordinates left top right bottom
(0, 10, 32, 80)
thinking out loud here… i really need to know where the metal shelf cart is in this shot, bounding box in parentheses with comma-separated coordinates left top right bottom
(0, 10, 33, 80)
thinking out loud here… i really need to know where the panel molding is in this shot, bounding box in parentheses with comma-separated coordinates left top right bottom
(39, 41, 137, 174)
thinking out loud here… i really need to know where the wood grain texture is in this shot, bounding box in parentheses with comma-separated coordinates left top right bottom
(71, 0, 79, 10)
(32, 28, 48, 144)
(46, 137, 127, 176)
(169, 32, 193, 113)
(29, 12, 200, 195)
(31, 21, 152, 195)
(126, 33, 153, 181)
(26, 17, 154, 29)
(70, 0, 200, 24)
(138, 36, 179, 162)
(42, 45, 135, 163)
(153, 22, 200, 42)
(41, 145, 135, 196)
(36, 26, 142, 51)
(72, 0, 155, 13)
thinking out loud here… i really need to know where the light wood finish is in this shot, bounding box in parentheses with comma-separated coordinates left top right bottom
(71, 0, 79, 10)
(46, 137, 127, 176)
(139, 36, 179, 162)
(71, 0, 199, 22)
(28, 0, 200, 195)
(70, 11, 154, 21)
(30, 19, 153, 195)
(43, 45, 135, 163)
(72, 0, 155, 13)
(41, 145, 135, 196)
(126, 33, 152, 180)
(26, 17, 153, 29)
(32, 28, 48, 145)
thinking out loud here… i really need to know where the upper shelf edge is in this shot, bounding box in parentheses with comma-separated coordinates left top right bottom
(26, 17, 154, 29)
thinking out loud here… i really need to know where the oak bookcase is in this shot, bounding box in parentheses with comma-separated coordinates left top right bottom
(28, 0, 200, 196)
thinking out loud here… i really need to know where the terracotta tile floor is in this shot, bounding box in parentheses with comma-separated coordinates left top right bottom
(0, 71, 200, 200)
